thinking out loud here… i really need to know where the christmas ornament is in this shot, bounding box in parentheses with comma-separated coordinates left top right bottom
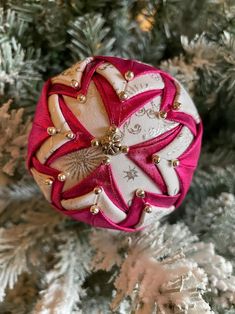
(27, 56, 202, 232)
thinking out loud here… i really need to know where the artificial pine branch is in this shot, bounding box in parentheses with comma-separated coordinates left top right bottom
(0, 100, 31, 176)
(184, 165, 235, 209)
(67, 13, 115, 60)
(0, 201, 61, 302)
(90, 222, 235, 313)
(186, 193, 235, 264)
(33, 230, 91, 314)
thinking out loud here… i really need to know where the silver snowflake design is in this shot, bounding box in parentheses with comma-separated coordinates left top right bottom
(61, 147, 105, 182)
(123, 166, 138, 182)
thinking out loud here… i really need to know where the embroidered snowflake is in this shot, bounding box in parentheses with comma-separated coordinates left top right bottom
(123, 166, 138, 181)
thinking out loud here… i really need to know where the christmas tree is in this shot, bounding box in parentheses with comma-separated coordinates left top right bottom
(0, 0, 235, 313)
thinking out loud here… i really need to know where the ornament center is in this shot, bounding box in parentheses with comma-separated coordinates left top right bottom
(91, 125, 129, 156)
(100, 125, 122, 155)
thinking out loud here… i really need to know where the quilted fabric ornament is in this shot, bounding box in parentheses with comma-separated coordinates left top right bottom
(27, 56, 202, 232)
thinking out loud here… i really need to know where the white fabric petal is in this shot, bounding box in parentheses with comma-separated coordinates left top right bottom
(110, 153, 161, 205)
(96, 62, 164, 98)
(154, 126, 194, 195)
(36, 94, 72, 164)
(175, 80, 201, 123)
(61, 189, 127, 223)
(119, 95, 178, 146)
(135, 205, 175, 228)
(63, 81, 110, 138)
(51, 57, 94, 87)
(96, 62, 126, 94)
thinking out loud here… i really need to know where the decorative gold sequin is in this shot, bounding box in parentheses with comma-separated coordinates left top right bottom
(94, 186, 103, 195)
(65, 131, 75, 140)
(152, 155, 161, 164)
(90, 205, 100, 215)
(172, 101, 181, 110)
(121, 146, 129, 154)
(136, 188, 145, 198)
(102, 156, 111, 165)
(47, 127, 57, 136)
(57, 173, 67, 181)
(77, 94, 86, 103)
(71, 79, 79, 89)
(124, 70, 134, 81)
(144, 204, 152, 213)
(44, 178, 54, 186)
(119, 91, 128, 101)
(91, 139, 100, 147)
(156, 111, 167, 119)
(171, 159, 180, 167)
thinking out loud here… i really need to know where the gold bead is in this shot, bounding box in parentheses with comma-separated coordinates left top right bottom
(109, 124, 119, 133)
(44, 178, 54, 186)
(77, 94, 86, 103)
(172, 101, 181, 110)
(136, 188, 145, 198)
(65, 131, 75, 140)
(57, 173, 66, 181)
(119, 91, 128, 101)
(47, 127, 57, 136)
(152, 155, 161, 164)
(94, 186, 103, 195)
(90, 205, 100, 215)
(121, 146, 129, 154)
(124, 70, 134, 81)
(102, 156, 111, 165)
(157, 111, 167, 119)
(144, 204, 152, 213)
(71, 79, 79, 89)
(91, 138, 100, 147)
(172, 159, 180, 167)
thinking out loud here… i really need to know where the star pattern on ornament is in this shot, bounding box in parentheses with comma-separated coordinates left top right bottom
(123, 166, 138, 181)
